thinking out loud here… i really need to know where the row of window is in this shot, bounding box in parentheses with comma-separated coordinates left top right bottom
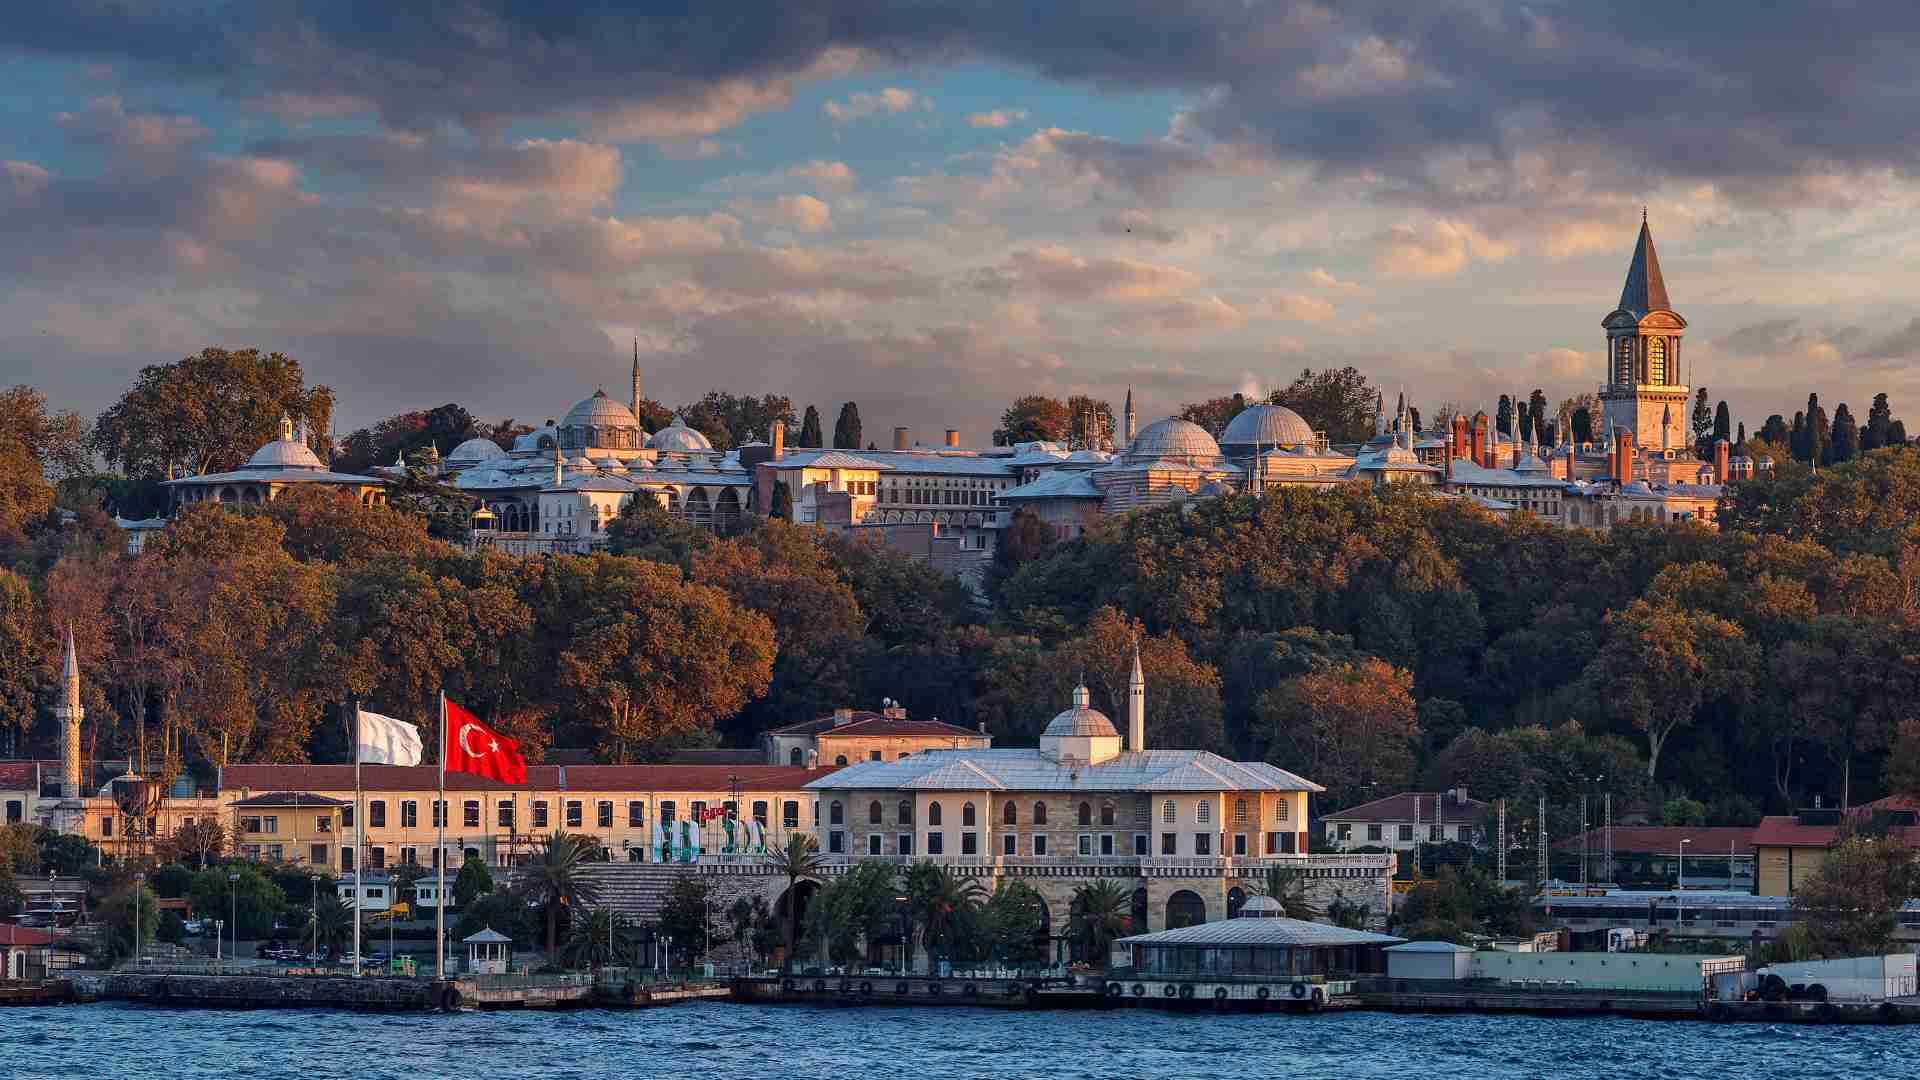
(830, 830, 1305, 858)
(335, 798, 806, 832)
(826, 798, 1292, 828)
(1334, 823, 1475, 843)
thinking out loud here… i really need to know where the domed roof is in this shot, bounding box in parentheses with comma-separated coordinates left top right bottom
(512, 423, 557, 453)
(246, 419, 324, 470)
(649, 417, 714, 452)
(1128, 417, 1222, 462)
(1220, 403, 1315, 448)
(1042, 685, 1120, 739)
(562, 389, 640, 431)
(447, 437, 508, 466)
(1237, 895, 1283, 918)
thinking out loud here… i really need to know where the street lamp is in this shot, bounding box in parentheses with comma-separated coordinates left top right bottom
(1678, 838, 1691, 891)
(228, 871, 240, 964)
(310, 874, 320, 963)
(132, 872, 146, 966)
(214, 919, 224, 965)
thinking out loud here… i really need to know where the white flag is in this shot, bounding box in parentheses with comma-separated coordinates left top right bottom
(356, 708, 424, 766)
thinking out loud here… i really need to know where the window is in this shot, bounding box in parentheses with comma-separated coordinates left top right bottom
(433, 800, 446, 829)
(1233, 834, 1248, 857)
(619, 800, 639, 828)
(370, 847, 386, 869)
(341, 805, 353, 829)
(369, 801, 386, 828)
(1234, 799, 1248, 824)
(240, 816, 262, 835)
(1197, 801, 1211, 825)
(532, 801, 548, 829)
(827, 831, 845, 854)
(311, 844, 328, 866)
(1366, 824, 1383, 842)
(869, 801, 883, 825)
(1397, 824, 1414, 842)
(1078, 802, 1092, 827)
(400, 846, 418, 866)
(927, 832, 944, 855)
(869, 834, 883, 856)
(782, 801, 799, 829)
(1134, 834, 1149, 857)
(789, 747, 803, 766)
(1078, 834, 1092, 856)
(1266, 832, 1279, 855)
(566, 801, 583, 829)
(1101, 802, 1115, 827)
(1429, 824, 1442, 841)
(1276, 800, 1289, 823)
(869, 750, 882, 762)
(1034, 835, 1049, 856)
(401, 801, 418, 828)
(1002, 802, 1017, 826)
(962, 802, 977, 827)
(1457, 825, 1472, 842)
(340, 846, 353, 871)
(590, 801, 609, 829)
(928, 802, 943, 827)
(1195, 833, 1212, 856)
(898, 834, 914, 856)
(897, 801, 913, 826)
(962, 832, 978, 855)
(1160, 833, 1176, 855)
(1162, 800, 1176, 824)
(1101, 834, 1115, 856)
(1337, 823, 1352, 840)
(752, 801, 768, 826)
(499, 802, 515, 830)
(1002, 833, 1016, 856)
(834, 755, 848, 766)
(316, 817, 332, 833)
(829, 801, 844, 826)
(463, 801, 481, 829)
(1033, 802, 1047, 825)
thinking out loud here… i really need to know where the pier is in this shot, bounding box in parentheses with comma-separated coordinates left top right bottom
(64, 971, 729, 1012)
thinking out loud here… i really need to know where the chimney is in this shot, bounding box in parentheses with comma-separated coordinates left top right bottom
(1713, 438, 1729, 484)
(1614, 428, 1634, 485)
(893, 426, 910, 451)
(1471, 412, 1490, 468)
(771, 418, 785, 461)
(832, 707, 855, 727)
(945, 429, 960, 448)
(1452, 414, 1469, 462)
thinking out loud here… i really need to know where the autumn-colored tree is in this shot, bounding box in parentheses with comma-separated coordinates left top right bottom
(605, 496, 711, 568)
(1577, 599, 1749, 780)
(1053, 607, 1226, 753)
(1793, 837, 1920, 957)
(0, 385, 91, 482)
(261, 485, 447, 566)
(994, 395, 1072, 446)
(92, 348, 333, 479)
(1272, 366, 1377, 444)
(1178, 394, 1247, 436)
(0, 570, 40, 753)
(1065, 395, 1116, 449)
(1257, 657, 1420, 808)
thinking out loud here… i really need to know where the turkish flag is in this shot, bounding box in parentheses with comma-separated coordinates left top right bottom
(444, 699, 528, 784)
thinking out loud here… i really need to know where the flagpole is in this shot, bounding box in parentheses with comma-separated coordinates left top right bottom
(352, 699, 363, 979)
(436, 689, 447, 981)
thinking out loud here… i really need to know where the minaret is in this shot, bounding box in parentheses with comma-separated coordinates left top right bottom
(630, 339, 643, 420)
(552, 439, 564, 487)
(1127, 638, 1146, 753)
(1123, 388, 1136, 447)
(54, 625, 83, 800)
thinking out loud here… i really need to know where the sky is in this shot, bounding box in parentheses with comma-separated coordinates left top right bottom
(5, 3, 1920, 445)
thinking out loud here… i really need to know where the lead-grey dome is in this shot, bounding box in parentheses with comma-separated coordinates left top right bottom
(245, 419, 325, 470)
(1127, 417, 1222, 463)
(649, 417, 714, 452)
(446, 437, 508, 469)
(562, 389, 641, 431)
(1042, 685, 1120, 738)
(1220, 404, 1315, 450)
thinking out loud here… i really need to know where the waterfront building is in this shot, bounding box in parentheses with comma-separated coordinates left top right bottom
(1320, 788, 1485, 854)
(1384, 940, 1474, 981)
(1752, 798, 1920, 896)
(1552, 825, 1755, 890)
(1106, 895, 1403, 1007)
(164, 416, 387, 512)
(0, 924, 54, 980)
(761, 705, 991, 767)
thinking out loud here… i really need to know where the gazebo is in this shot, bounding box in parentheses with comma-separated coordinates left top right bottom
(463, 927, 511, 975)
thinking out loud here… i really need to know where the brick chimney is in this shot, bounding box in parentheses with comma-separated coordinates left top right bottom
(1614, 428, 1634, 485)
(945, 429, 960, 448)
(1472, 412, 1490, 468)
(771, 418, 785, 461)
(893, 426, 910, 451)
(1713, 437, 1729, 484)
(1452, 414, 1469, 462)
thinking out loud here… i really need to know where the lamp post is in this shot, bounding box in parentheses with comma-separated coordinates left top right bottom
(228, 871, 240, 964)
(310, 874, 320, 963)
(1678, 838, 1691, 891)
(132, 872, 146, 966)
(214, 919, 224, 965)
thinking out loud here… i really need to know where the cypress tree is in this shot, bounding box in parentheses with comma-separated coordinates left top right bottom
(1736, 421, 1746, 449)
(832, 402, 862, 450)
(1866, 393, 1893, 450)
(1890, 419, 1908, 445)
(1830, 403, 1859, 463)
(1495, 394, 1513, 438)
(1571, 407, 1593, 444)
(1692, 387, 1713, 458)
(770, 479, 792, 520)
(1807, 394, 1831, 465)
(1712, 400, 1731, 446)
(799, 405, 823, 448)
(1790, 411, 1807, 461)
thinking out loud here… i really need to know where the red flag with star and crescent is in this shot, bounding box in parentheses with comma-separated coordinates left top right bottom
(444, 699, 527, 784)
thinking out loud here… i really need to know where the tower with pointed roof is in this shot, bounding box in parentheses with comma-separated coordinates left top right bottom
(54, 625, 84, 802)
(1123, 387, 1136, 446)
(1600, 214, 1690, 456)
(630, 339, 644, 421)
(1127, 639, 1146, 752)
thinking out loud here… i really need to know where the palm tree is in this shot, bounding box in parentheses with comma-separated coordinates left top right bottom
(561, 908, 630, 971)
(1260, 864, 1321, 920)
(312, 892, 352, 959)
(519, 831, 606, 959)
(908, 863, 985, 969)
(765, 833, 826, 973)
(1069, 880, 1132, 968)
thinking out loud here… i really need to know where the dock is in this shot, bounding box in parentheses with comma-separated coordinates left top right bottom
(66, 970, 729, 1012)
(0, 979, 77, 1006)
(733, 974, 1108, 1009)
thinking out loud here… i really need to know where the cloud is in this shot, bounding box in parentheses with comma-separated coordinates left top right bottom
(788, 160, 856, 193)
(248, 134, 624, 214)
(824, 87, 925, 122)
(1374, 219, 1511, 278)
(966, 108, 1028, 129)
(1855, 318, 1920, 366)
(1525, 347, 1589, 378)
(974, 246, 1198, 301)
(58, 96, 207, 158)
(1121, 295, 1245, 335)
(1304, 267, 1362, 292)
(1098, 209, 1181, 244)
(1267, 293, 1336, 323)
(771, 194, 833, 233)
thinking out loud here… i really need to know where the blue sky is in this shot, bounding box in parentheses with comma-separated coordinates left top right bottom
(4, 3, 1920, 443)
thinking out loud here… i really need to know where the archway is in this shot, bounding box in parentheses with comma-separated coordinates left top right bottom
(685, 488, 712, 530)
(714, 487, 743, 533)
(1227, 886, 1248, 918)
(1165, 889, 1206, 929)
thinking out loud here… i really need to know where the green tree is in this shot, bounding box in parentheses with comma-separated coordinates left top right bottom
(658, 872, 718, 966)
(519, 831, 606, 958)
(905, 861, 985, 966)
(1258, 864, 1320, 920)
(0, 569, 40, 750)
(980, 879, 1048, 969)
(1065, 395, 1115, 449)
(93, 347, 333, 479)
(1865, 393, 1894, 451)
(1577, 599, 1749, 780)
(1830, 402, 1860, 463)
(188, 865, 287, 940)
(1068, 880, 1131, 966)
(1570, 406, 1594, 444)
(765, 833, 826, 973)
(453, 853, 495, 910)
(805, 859, 900, 969)
(1274, 366, 1376, 444)
(994, 395, 1072, 446)
(831, 402, 863, 450)
(605, 496, 712, 567)
(1178, 393, 1247, 436)
(799, 405, 824, 448)
(562, 908, 633, 971)
(1793, 837, 1920, 957)
(769, 479, 791, 520)
(1660, 796, 1708, 827)
(311, 890, 353, 958)
(1692, 387, 1714, 458)
(98, 880, 160, 965)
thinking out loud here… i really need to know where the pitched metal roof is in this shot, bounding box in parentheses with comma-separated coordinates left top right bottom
(806, 748, 1322, 793)
(1000, 471, 1104, 501)
(1321, 791, 1487, 823)
(1117, 916, 1402, 948)
(772, 451, 891, 471)
(231, 791, 350, 808)
(1617, 218, 1673, 316)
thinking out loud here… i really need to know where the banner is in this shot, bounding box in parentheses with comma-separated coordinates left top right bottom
(355, 709, 423, 766)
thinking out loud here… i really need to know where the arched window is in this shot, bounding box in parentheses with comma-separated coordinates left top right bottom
(1002, 802, 1017, 826)
(834, 755, 848, 766)
(1162, 800, 1176, 824)
(788, 747, 803, 766)
(1077, 802, 1092, 827)
(829, 801, 843, 826)
(1234, 799, 1248, 824)
(1033, 802, 1048, 825)
(928, 802, 942, 827)
(962, 802, 976, 827)
(1197, 800, 1211, 824)
(898, 800, 913, 825)
(1647, 336, 1666, 384)
(868, 801, 883, 825)
(1100, 802, 1115, 826)
(1275, 800, 1289, 823)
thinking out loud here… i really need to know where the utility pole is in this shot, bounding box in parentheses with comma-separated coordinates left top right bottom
(1496, 799, 1508, 884)
(1536, 795, 1548, 886)
(1603, 791, 1614, 887)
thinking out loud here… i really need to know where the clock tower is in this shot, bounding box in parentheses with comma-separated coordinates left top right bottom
(1600, 214, 1689, 456)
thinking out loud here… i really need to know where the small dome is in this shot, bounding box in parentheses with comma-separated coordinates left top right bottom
(512, 423, 557, 453)
(246, 431, 325, 471)
(1237, 895, 1283, 918)
(649, 417, 714, 452)
(447, 437, 508, 467)
(1042, 685, 1119, 739)
(1220, 404, 1315, 449)
(1128, 417, 1222, 462)
(562, 389, 641, 431)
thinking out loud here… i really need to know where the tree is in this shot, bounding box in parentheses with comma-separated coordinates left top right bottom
(995, 395, 1072, 446)
(155, 818, 226, 868)
(1889, 719, 1920, 801)
(1068, 880, 1131, 964)
(1577, 599, 1749, 780)
(832, 402, 863, 450)
(1759, 414, 1790, 447)
(1736, 421, 1747, 449)
(310, 891, 353, 959)
(1660, 796, 1708, 827)
(658, 872, 717, 965)
(1830, 403, 1860, 463)
(981, 880, 1048, 969)
(1789, 411, 1808, 462)
(0, 570, 39, 752)
(605, 496, 712, 567)
(678, 391, 795, 449)
(1178, 394, 1246, 437)
(1713, 400, 1732, 448)
(1528, 389, 1549, 444)
(188, 864, 286, 939)
(519, 831, 605, 958)
(1051, 607, 1226, 753)
(1807, 393, 1831, 465)
(1274, 367, 1376, 443)
(799, 405, 824, 448)
(805, 859, 900, 969)
(1892, 419, 1909, 445)
(1257, 657, 1420, 808)
(766, 833, 826, 973)
(1692, 387, 1714, 458)
(1865, 393, 1894, 450)
(562, 908, 632, 971)
(453, 854, 494, 910)
(1065, 395, 1116, 449)
(0, 385, 92, 482)
(905, 861, 984, 965)
(1792, 837, 1920, 957)
(1258, 863, 1320, 920)
(99, 880, 160, 964)
(769, 479, 792, 520)
(93, 347, 333, 479)
(1495, 394, 1513, 439)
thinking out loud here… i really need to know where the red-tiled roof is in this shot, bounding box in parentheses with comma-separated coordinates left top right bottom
(1752, 814, 1920, 849)
(220, 762, 837, 794)
(1322, 792, 1488, 822)
(1553, 826, 1754, 854)
(231, 791, 351, 808)
(817, 717, 987, 740)
(0, 924, 53, 946)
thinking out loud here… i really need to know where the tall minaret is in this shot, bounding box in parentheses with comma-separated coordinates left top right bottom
(630, 339, 643, 420)
(1123, 388, 1136, 446)
(54, 625, 83, 800)
(1127, 639, 1146, 753)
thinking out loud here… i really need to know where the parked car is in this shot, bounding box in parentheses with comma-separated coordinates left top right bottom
(305, 951, 326, 964)
(183, 919, 205, 935)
